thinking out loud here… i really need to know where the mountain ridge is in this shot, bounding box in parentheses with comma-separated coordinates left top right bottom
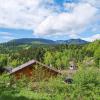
(1, 38, 89, 46)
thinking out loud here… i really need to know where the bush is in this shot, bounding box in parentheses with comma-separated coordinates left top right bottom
(0, 68, 100, 100)
(71, 68, 100, 99)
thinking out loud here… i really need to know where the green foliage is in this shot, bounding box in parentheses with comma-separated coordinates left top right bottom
(9, 60, 20, 67)
(71, 68, 100, 99)
(94, 47, 100, 67)
(73, 68, 100, 85)
(33, 68, 99, 99)
(0, 67, 100, 100)
(0, 54, 8, 67)
(0, 40, 99, 69)
(44, 51, 53, 65)
(0, 39, 100, 99)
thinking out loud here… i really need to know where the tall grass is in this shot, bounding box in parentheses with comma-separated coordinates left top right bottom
(0, 68, 100, 100)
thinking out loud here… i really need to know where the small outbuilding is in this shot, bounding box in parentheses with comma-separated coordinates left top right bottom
(9, 60, 61, 81)
(69, 60, 77, 70)
(0, 67, 13, 74)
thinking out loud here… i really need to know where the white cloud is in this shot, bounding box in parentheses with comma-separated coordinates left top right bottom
(0, 0, 99, 39)
(0, 32, 14, 41)
(82, 34, 100, 42)
(0, 0, 52, 29)
(0, 32, 12, 36)
(35, 3, 97, 37)
(63, 2, 76, 11)
(1, 36, 14, 39)
(82, 0, 100, 8)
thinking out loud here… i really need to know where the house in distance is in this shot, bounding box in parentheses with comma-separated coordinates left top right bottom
(9, 59, 61, 81)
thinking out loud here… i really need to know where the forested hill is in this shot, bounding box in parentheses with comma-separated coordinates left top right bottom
(0, 39, 99, 69)
(0, 38, 88, 46)
(56, 39, 88, 44)
(1, 38, 55, 46)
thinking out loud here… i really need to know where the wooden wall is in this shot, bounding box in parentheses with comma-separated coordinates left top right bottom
(11, 63, 59, 81)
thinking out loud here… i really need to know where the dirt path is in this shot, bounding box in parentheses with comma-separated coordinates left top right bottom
(60, 69, 77, 77)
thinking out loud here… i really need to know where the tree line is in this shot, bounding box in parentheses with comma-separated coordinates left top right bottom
(0, 40, 100, 69)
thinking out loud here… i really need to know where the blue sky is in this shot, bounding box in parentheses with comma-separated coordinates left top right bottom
(0, 28, 33, 42)
(0, 0, 100, 43)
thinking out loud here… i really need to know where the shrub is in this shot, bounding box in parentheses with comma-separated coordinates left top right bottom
(0, 68, 100, 100)
(71, 68, 100, 99)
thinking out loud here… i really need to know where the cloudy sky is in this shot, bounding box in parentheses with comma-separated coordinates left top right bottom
(0, 0, 100, 43)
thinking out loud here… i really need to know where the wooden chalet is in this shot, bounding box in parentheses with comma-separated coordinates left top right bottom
(9, 60, 61, 81)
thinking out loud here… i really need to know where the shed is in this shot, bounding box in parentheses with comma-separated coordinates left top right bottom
(10, 60, 61, 81)
(0, 67, 13, 74)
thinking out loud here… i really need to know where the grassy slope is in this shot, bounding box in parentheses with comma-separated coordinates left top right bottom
(0, 68, 100, 100)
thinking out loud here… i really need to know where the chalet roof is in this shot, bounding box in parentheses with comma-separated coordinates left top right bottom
(10, 59, 61, 75)
(10, 60, 36, 74)
(35, 61, 61, 74)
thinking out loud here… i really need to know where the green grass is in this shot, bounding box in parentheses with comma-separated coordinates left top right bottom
(0, 68, 100, 100)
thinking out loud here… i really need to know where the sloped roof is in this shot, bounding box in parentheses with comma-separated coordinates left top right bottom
(10, 59, 61, 74)
(35, 61, 61, 74)
(10, 60, 36, 74)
